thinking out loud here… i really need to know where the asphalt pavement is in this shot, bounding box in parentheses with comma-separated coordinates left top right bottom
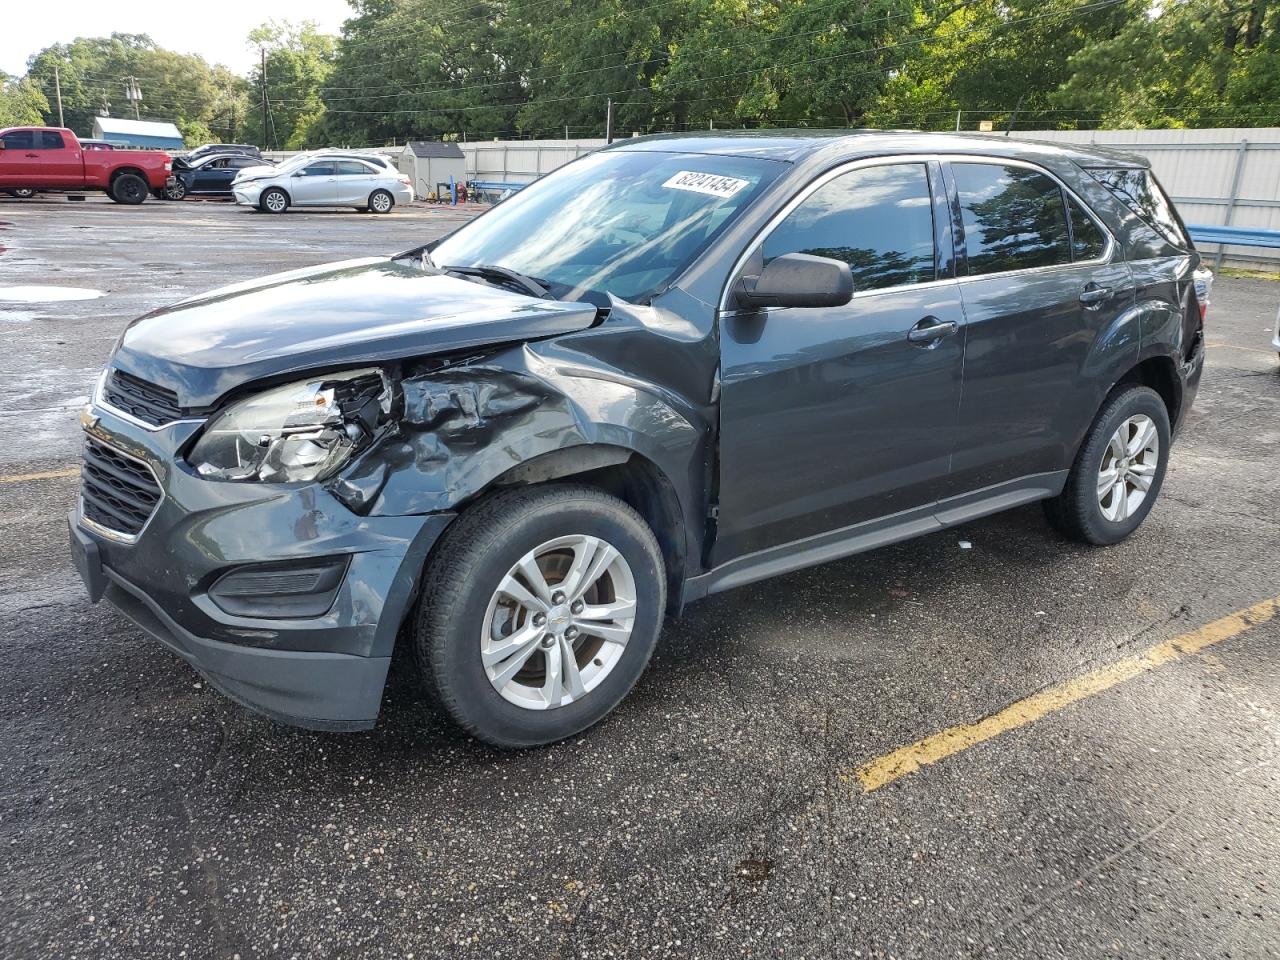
(1, 195, 1278, 960)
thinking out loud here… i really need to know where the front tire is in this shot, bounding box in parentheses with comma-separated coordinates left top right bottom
(1043, 384, 1171, 545)
(109, 174, 148, 205)
(414, 484, 665, 748)
(163, 178, 187, 200)
(368, 189, 394, 214)
(260, 187, 289, 213)
(7, 188, 35, 199)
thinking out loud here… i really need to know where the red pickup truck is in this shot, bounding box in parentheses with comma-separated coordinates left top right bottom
(0, 127, 173, 204)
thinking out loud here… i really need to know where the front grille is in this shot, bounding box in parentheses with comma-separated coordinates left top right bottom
(80, 438, 163, 539)
(102, 370, 184, 427)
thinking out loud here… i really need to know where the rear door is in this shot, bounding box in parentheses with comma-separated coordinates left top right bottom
(944, 159, 1133, 499)
(715, 159, 966, 563)
(35, 131, 83, 186)
(333, 160, 377, 204)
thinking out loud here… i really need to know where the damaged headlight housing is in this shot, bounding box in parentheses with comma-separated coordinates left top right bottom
(189, 368, 391, 483)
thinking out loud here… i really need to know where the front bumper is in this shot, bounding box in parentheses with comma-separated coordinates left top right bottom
(233, 183, 265, 206)
(70, 402, 452, 730)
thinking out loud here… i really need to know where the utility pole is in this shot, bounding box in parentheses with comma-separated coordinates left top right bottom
(123, 77, 142, 120)
(260, 46, 269, 150)
(53, 64, 64, 127)
(605, 97, 614, 144)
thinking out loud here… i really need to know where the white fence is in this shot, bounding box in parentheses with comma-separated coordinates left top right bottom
(460, 139, 608, 184)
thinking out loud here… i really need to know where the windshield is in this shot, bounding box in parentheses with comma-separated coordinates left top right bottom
(430, 150, 784, 304)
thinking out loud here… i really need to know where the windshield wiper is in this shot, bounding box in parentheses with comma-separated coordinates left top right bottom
(392, 243, 439, 272)
(442, 263, 551, 299)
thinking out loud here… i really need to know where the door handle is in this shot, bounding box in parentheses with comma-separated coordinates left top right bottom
(25, 153, 39, 158)
(1079, 284, 1114, 307)
(907, 316, 958, 344)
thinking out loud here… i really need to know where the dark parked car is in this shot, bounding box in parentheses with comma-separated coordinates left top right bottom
(166, 153, 273, 200)
(184, 143, 261, 163)
(70, 132, 1207, 746)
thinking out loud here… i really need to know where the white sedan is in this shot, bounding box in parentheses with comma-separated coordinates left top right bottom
(233, 155, 414, 214)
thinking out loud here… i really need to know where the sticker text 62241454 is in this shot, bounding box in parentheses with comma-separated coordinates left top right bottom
(661, 171, 750, 199)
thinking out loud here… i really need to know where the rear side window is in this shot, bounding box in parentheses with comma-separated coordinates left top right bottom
(1089, 167, 1189, 249)
(763, 162, 936, 292)
(336, 161, 373, 176)
(1067, 196, 1107, 261)
(954, 163, 1071, 276)
(38, 131, 65, 149)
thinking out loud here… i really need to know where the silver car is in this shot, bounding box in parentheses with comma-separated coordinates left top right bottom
(232, 154, 414, 214)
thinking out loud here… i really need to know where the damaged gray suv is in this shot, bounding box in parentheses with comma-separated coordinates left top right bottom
(70, 132, 1207, 746)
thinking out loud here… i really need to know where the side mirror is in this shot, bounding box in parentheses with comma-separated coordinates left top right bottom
(734, 252, 853, 310)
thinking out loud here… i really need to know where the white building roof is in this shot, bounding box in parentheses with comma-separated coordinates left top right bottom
(92, 117, 183, 140)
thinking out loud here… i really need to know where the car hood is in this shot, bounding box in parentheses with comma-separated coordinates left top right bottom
(110, 257, 599, 408)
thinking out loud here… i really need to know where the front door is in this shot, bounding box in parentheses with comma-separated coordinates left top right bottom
(715, 160, 966, 565)
(290, 162, 337, 205)
(944, 160, 1135, 495)
(0, 129, 39, 186)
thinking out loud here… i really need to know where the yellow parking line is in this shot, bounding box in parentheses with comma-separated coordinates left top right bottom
(0, 467, 79, 483)
(852, 596, 1280, 793)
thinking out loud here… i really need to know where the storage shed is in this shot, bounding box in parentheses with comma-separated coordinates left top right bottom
(90, 117, 184, 150)
(399, 141, 467, 200)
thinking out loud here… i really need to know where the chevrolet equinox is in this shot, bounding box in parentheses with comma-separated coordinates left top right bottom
(70, 132, 1208, 747)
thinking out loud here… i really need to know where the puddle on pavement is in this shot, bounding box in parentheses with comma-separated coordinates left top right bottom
(0, 285, 106, 303)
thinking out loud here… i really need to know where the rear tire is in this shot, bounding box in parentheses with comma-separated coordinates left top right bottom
(369, 189, 394, 214)
(413, 483, 665, 748)
(109, 173, 148, 205)
(1043, 384, 1170, 545)
(260, 188, 289, 213)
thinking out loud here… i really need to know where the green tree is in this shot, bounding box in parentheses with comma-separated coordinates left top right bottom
(243, 21, 339, 149)
(0, 73, 50, 127)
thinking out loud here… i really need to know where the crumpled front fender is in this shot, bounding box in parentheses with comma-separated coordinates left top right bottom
(334, 343, 705, 521)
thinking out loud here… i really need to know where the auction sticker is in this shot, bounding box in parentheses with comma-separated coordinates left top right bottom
(662, 171, 750, 199)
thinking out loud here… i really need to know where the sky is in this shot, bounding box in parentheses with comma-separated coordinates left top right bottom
(4, 0, 355, 78)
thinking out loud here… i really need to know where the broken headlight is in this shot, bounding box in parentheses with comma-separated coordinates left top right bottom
(189, 368, 391, 483)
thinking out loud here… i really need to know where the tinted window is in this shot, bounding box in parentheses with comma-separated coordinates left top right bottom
(1, 130, 34, 150)
(1089, 167, 1189, 248)
(38, 131, 65, 149)
(1068, 196, 1107, 261)
(336, 161, 373, 176)
(763, 163, 936, 292)
(229, 157, 258, 169)
(300, 163, 335, 177)
(954, 163, 1071, 275)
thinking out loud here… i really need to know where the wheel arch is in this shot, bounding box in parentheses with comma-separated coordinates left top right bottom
(108, 166, 147, 185)
(483, 445, 688, 615)
(1113, 355, 1182, 429)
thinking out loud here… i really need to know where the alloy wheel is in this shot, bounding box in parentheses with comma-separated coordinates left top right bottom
(371, 192, 392, 213)
(1097, 413, 1159, 522)
(480, 534, 637, 710)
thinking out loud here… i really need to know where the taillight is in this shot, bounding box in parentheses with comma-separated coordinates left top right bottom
(398, 176, 411, 186)
(164, 160, 172, 171)
(1193, 267, 1213, 326)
